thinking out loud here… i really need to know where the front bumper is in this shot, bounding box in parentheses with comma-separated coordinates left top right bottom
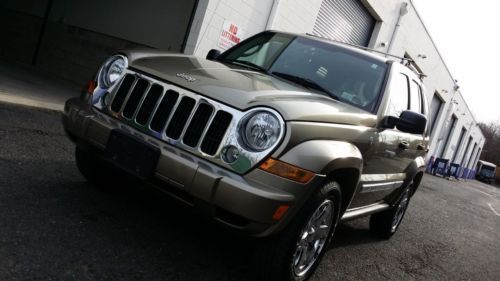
(63, 98, 324, 237)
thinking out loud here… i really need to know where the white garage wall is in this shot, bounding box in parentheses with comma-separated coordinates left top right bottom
(187, 0, 274, 57)
(269, 0, 323, 33)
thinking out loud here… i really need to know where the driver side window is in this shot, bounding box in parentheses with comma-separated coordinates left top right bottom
(387, 73, 409, 117)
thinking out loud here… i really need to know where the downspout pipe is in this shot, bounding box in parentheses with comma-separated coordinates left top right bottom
(386, 2, 408, 55)
(266, 0, 281, 30)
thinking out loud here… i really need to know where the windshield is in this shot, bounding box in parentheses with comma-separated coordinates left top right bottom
(480, 167, 495, 178)
(219, 32, 388, 112)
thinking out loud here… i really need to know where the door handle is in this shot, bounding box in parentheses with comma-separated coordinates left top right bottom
(399, 141, 410, 150)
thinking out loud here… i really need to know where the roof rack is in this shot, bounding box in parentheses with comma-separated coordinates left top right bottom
(306, 33, 411, 62)
(305, 33, 426, 80)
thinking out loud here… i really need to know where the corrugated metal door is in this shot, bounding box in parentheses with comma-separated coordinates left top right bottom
(313, 0, 375, 46)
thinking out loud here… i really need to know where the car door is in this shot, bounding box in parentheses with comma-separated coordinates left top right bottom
(350, 67, 422, 208)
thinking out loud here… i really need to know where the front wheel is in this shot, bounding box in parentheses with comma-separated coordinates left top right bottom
(254, 181, 342, 281)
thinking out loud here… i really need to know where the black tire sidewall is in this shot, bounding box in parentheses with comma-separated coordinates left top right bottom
(286, 181, 342, 281)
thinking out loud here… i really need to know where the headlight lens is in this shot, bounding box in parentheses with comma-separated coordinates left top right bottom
(241, 111, 282, 151)
(99, 55, 127, 88)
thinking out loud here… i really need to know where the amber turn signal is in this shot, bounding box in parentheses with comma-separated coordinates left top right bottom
(259, 158, 315, 184)
(272, 205, 290, 220)
(85, 80, 97, 95)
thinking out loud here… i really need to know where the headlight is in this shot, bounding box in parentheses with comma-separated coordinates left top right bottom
(241, 111, 282, 151)
(99, 55, 127, 89)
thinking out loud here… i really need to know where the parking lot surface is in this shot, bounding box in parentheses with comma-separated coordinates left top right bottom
(1, 103, 499, 280)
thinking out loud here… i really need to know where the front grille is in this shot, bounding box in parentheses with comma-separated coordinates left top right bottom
(122, 78, 149, 119)
(150, 90, 179, 132)
(200, 111, 233, 155)
(110, 74, 135, 112)
(183, 103, 214, 147)
(136, 84, 163, 125)
(166, 97, 196, 139)
(109, 74, 232, 156)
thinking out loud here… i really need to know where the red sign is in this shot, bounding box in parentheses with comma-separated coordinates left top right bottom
(218, 20, 245, 50)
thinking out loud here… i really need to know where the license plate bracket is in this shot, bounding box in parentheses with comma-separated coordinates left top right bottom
(105, 130, 160, 180)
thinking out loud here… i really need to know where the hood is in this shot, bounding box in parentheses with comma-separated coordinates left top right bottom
(123, 51, 377, 127)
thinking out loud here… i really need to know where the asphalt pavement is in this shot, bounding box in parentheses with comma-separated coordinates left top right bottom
(0, 103, 499, 281)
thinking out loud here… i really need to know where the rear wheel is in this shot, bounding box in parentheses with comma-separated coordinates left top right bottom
(370, 183, 412, 239)
(254, 181, 341, 281)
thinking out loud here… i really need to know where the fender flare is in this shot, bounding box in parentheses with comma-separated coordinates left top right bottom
(279, 140, 363, 174)
(404, 156, 426, 196)
(278, 140, 363, 213)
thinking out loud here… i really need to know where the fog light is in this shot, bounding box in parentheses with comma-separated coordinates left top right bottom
(221, 145, 240, 163)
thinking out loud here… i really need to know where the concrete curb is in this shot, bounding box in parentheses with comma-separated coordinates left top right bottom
(0, 92, 64, 112)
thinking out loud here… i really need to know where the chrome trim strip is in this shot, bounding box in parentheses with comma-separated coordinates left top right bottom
(145, 88, 166, 129)
(132, 81, 152, 121)
(196, 107, 217, 149)
(361, 180, 404, 193)
(341, 202, 390, 221)
(179, 99, 203, 141)
(360, 173, 406, 182)
(119, 77, 138, 115)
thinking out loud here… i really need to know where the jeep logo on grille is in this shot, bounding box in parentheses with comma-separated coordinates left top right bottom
(176, 73, 196, 82)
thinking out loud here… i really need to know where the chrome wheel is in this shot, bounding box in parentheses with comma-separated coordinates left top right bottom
(292, 199, 334, 278)
(391, 189, 410, 232)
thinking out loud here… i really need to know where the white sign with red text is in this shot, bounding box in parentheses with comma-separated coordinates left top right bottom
(218, 20, 245, 50)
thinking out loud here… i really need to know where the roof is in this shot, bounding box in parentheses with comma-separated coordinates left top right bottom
(478, 160, 497, 167)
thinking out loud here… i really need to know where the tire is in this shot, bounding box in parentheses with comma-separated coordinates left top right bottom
(369, 183, 412, 239)
(254, 181, 342, 281)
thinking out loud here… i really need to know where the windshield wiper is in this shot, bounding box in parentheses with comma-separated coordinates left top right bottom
(223, 59, 268, 73)
(271, 72, 338, 100)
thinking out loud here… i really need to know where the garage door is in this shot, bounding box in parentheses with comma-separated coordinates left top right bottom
(0, 0, 197, 82)
(312, 0, 375, 46)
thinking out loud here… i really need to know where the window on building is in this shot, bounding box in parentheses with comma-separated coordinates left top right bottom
(429, 92, 444, 135)
(439, 114, 457, 158)
(387, 73, 409, 117)
(451, 127, 467, 163)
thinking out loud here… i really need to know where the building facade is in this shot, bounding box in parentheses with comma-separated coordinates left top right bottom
(0, 0, 484, 177)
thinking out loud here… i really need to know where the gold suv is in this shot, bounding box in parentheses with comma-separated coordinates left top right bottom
(63, 31, 429, 281)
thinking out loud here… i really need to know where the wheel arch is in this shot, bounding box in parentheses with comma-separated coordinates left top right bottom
(327, 168, 361, 215)
(404, 156, 426, 197)
(278, 140, 363, 214)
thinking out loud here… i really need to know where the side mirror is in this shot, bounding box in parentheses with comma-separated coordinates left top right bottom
(206, 49, 221, 61)
(382, 110, 427, 134)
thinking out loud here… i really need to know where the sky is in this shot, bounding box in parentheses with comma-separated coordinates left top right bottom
(411, 0, 500, 123)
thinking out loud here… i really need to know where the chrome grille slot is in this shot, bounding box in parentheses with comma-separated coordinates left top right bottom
(135, 84, 163, 125)
(183, 103, 214, 147)
(150, 90, 179, 132)
(200, 111, 233, 155)
(165, 97, 196, 139)
(122, 78, 149, 119)
(110, 74, 135, 112)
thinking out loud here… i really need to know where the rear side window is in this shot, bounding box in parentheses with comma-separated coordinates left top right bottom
(409, 80, 423, 113)
(387, 73, 409, 117)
